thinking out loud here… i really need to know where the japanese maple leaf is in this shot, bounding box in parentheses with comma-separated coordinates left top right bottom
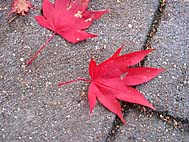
(58, 47, 164, 124)
(10, 0, 32, 16)
(26, 0, 108, 65)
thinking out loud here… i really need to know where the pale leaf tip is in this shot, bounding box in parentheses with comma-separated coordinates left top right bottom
(89, 111, 92, 117)
(157, 68, 165, 75)
(148, 103, 156, 110)
(105, 9, 111, 13)
(148, 48, 156, 53)
(121, 117, 126, 124)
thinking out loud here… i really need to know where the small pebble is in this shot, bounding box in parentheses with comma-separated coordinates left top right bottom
(158, 76, 162, 78)
(20, 58, 24, 62)
(128, 24, 133, 28)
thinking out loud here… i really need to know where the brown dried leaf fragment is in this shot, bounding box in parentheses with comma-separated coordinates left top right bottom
(10, 0, 32, 16)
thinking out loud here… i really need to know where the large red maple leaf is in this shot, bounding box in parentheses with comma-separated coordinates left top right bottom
(58, 47, 164, 124)
(26, 0, 108, 65)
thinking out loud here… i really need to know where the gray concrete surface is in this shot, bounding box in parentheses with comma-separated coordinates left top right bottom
(114, 108, 188, 142)
(0, 0, 159, 141)
(140, 0, 189, 118)
(113, 1, 189, 142)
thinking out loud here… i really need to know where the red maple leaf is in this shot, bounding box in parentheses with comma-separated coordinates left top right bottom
(58, 47, 164, 124)
(10, 0, 32, 16)
(26, 0, 108, 65)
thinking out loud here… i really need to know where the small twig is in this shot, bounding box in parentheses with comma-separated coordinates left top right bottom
(8, 15, 19, 23)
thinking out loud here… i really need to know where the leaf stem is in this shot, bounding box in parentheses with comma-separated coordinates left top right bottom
(58, 77, 91, 87)
(26, 32, 56, 65)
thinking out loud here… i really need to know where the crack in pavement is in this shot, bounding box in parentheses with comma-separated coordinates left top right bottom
(105, 103, 132, 142)
(105, 102, 189, 141)
(105, 0, 188, 141)
(106, 104, 189, 142)
(105, 1, 167, 141)
(140, 0, 189, 132)
(140, 0, 166, 66)
(153, 110, 189, 133)
(142, 0, 166, 50)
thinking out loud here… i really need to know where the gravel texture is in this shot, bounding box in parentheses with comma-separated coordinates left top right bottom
(0, 0, 158, 141)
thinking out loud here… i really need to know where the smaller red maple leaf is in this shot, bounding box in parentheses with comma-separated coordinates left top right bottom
(26, 0, 108, 65)
(58, 47, 164, 124)
(10, 0, 32, 16)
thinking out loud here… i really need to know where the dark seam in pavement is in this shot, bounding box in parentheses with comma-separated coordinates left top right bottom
(128, 105, 189, 133)
(106, 105, 189, 142)
(105, 0, 189, 141)
(154, 110, 189, 133)
(105, 1, 168, 141)
(105, 103, 132, 142)
(140, 0, 166, 66)
(140, 0, 189, 132)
